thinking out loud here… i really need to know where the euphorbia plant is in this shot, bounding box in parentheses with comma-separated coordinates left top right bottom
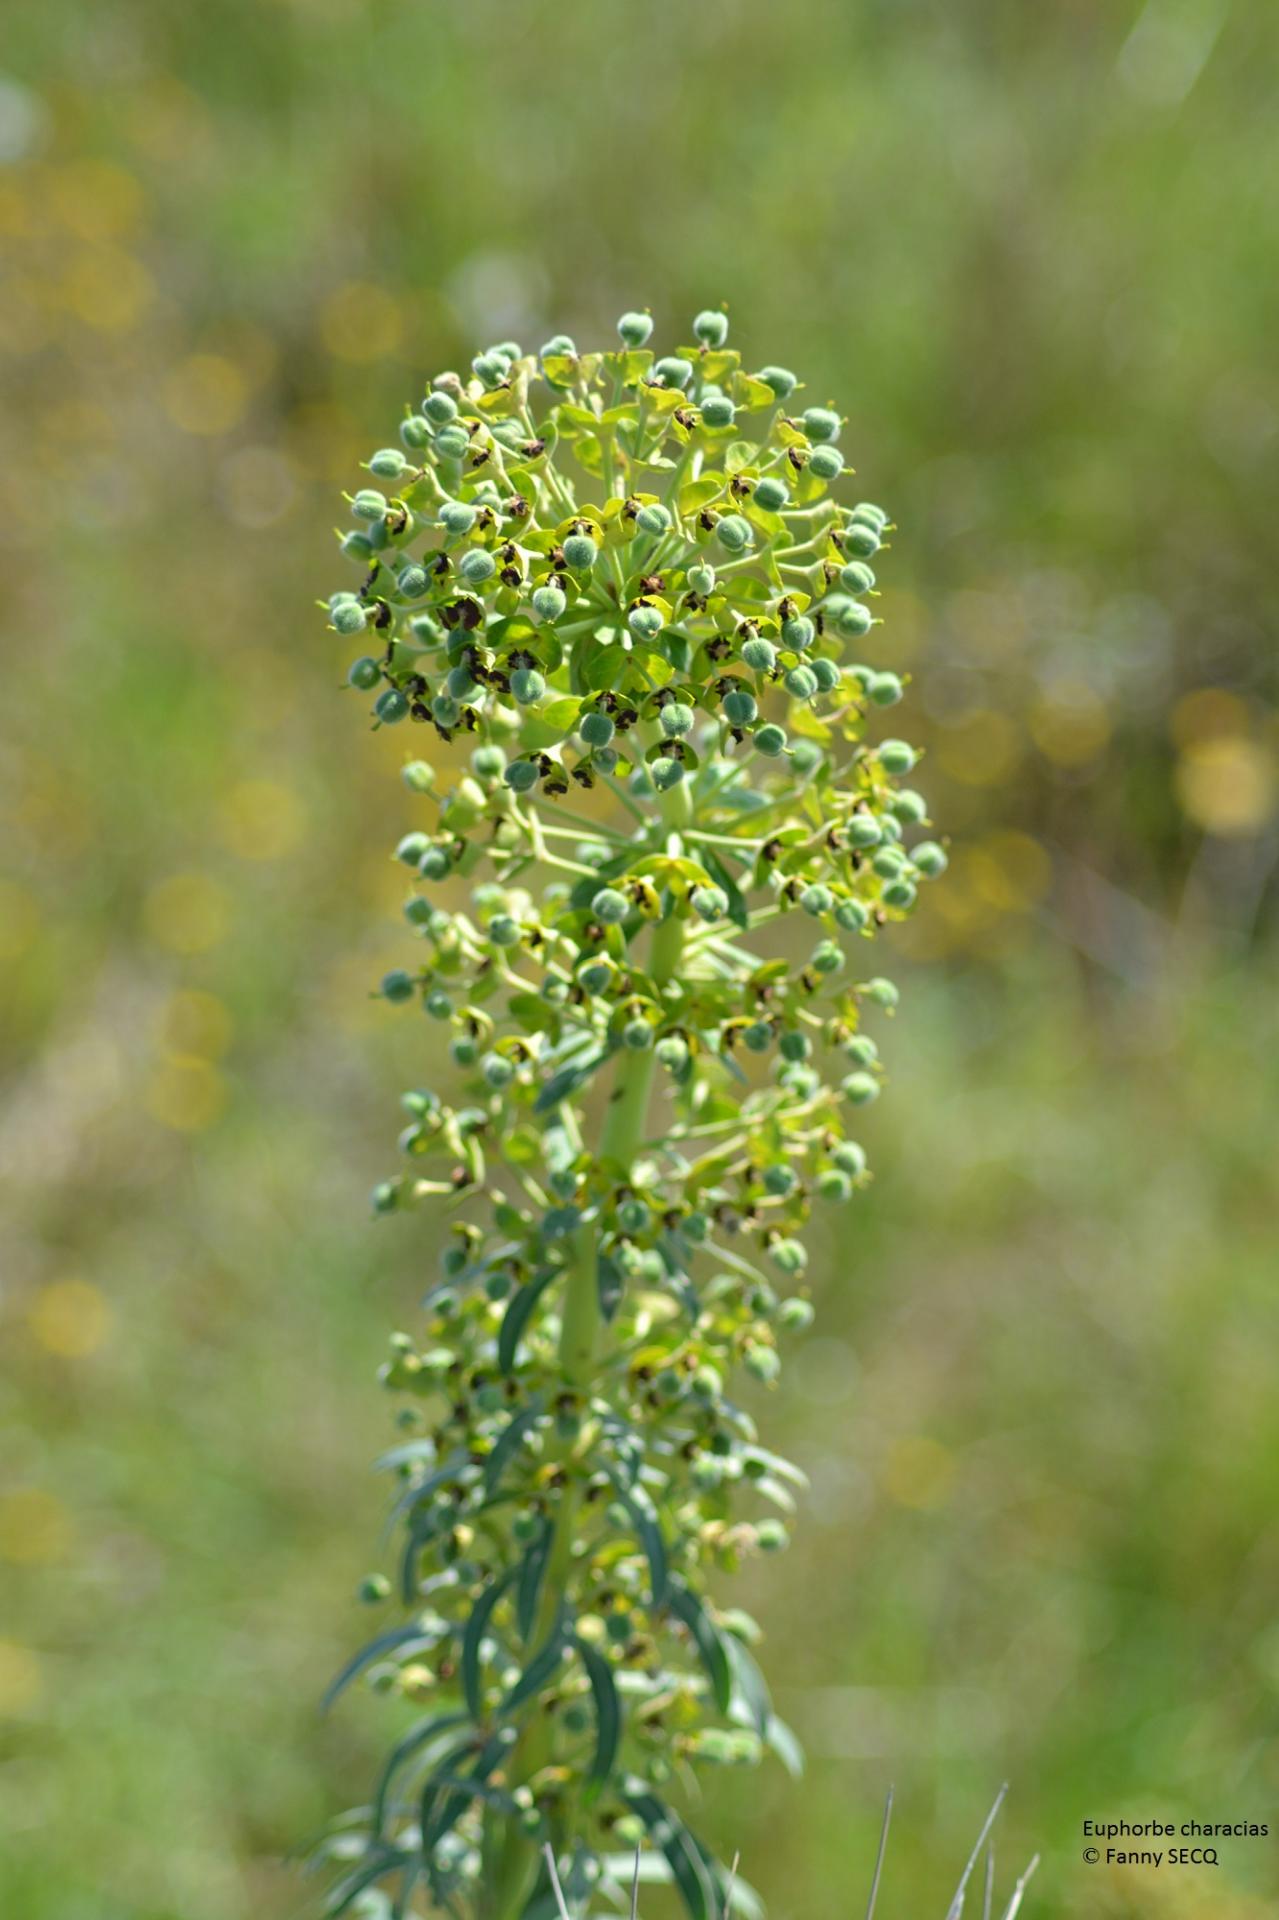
(318, 309, 944, 1920)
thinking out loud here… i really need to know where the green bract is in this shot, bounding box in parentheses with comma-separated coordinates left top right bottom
(319, 310, 942, 1920)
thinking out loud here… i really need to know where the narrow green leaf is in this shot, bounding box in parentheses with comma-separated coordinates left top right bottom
(607, 1472, 668, 1604)
(516, 1520, 554, 1639)
(575, 1635, 621, 1785)
(723, 1630, 771, 1736)
(666, 1578, 732, 1712)
(498, 1268, 559, 1372)
(535, 1049, 609, 1115)
(461, 1565, 520, 1722)
(483, 1395, 546, 1488)
(500, 1612, 567, 1713)
(321, 1623, 435, 1714)
(372, 1710, 469, 1835)
(621, 1789, 716, 1920)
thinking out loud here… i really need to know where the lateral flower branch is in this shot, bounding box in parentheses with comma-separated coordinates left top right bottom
(317, 309, 945, 1920)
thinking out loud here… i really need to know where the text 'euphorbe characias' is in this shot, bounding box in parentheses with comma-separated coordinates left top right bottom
(316, 309, 944, 1920)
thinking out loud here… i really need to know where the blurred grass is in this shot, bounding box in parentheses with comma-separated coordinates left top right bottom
(2, 1, 1277, 1916)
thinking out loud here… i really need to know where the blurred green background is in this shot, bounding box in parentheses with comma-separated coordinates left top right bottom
(2, 1, 1277, 1916)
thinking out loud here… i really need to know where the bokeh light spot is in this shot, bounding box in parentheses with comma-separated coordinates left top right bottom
(0, 879, 41, 960)
(319, 281, 404, 363)
(62, 247, 154, 333)
(934, 711, 1022, 787)
(27, 1279, 111, 1358)
(157, 988, 234, 1061)
(162, 354, 247, 436)
(144, 1058, 229, 1132)
(45, 159, 145, 241)
(0, 1643, 44, 1719)
(1176, 737, 1276, 837)
(0, 1490, 72, 1566)
(883, 1435, 955, 1510)
(143, 873, 232, 954)
(1028, 680, 1112, 767)
(217, 779, 307, 861)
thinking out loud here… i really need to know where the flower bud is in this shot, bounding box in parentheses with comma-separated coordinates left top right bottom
(618, 310, 654, 346)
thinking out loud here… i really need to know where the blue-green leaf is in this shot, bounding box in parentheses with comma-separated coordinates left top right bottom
(500, 1611, 567, 1714)
(484, 1395, 546, 1492)
(575, 1635, 621, 1785)
(461, 1565, 520, 1722)
(666, 1578, 732, 1712)
(621, 1789, 717, 1920)
(372, 1710, 470, 1834)
(517, 1520, 554, 1639)
(607, 1471, 668, 1604)
(535, 1049, 609, 1115)
(324, 1846, 409, 1918)
(321, 1623, 437, 1714)
(498, 1270, 559, 1373)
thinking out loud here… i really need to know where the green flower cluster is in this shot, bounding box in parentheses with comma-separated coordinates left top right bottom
(317, 311, 942, 1920)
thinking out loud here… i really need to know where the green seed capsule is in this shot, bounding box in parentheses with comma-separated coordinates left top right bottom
(395, 831, 431, 867)
(869, 672, 903, 707)
(340, 530, 375, 562)
(843, 1071, 880, 1105)
(650, 755, 685, 791)
(754, 475, 789, 512)
(812, 939, 843, 974)
(693, 309, 729, 346)
(579, 959, 613, 995)
(450, 1036, 478, 1067)
(458, 548, 496, 585)
(877, 738, 916, 775)
(434, 425, 470, 460)
(482, 1052, 515, 1089)
(424, 989, 452, 1020)
(846, 814, 881, 849)
(715, 513, 753, 554)
(635, 502, 672, 536)
(785, 664, 819, 700)
(757, 365, 797, 398)
(912, 840, 948, 878)
(402, 760, 435, 792)
(579, 710, 615, 748)
(332, 600, 368, 635)
(809, 444, 844, 480)
(628, 604, 664, 641)
(833, 1140, 867, 1176)
(562, 532, 597, 570)
(690, 884, 728, 922)
(782, 614, 815, 650)
(741, 636, 776, 672)
(872, 846, 906, 878)
(840, 561, 876, 595)
(541, 333, 576, 356)
(423, 391, 458, 426)
(510, 667, 546, 705)
(811, 658, 841, 692)
(504, 759, 540, 793)
(791, 740, 823, 775)
(488, 914, 521, 947)
(431, 694, 460, 728)
(399, 415, 431, 450)
(846, 521, 881, 558)
(882, 878, 917, 909)
(396, 564, 429, 599)
(802, 407, 841, 443)
(471, 744, 506, 779)
(617, 310, 654, 346)
(745, 1342, 783, 1382)
(659, 701, 693, 737)
(722, 688, 757, 727)
(348, 654, 381, 689)
(779, 1296, 816, 1332)
(352, 487, 388, 521)
(375, 688, 409, 725)
(654, 355, 693, 389)
(757, 1519, 790, 1553)
(531, 584, 567, 622)
(381, 969, 414, 1004)
(359, 1573, 391, 1603)
(592, 887, 628, 924)
(404, 897, 434, 928)
(687, 562, 716, 595)
(368, 447, 407, 479)
(754, 723, 787, 757)
(891, 788, 928, 825)
(618, 1198, 651, 1235)
(744, 1022, 772, 1053)
(656, 1035, 690, 1073)
(623, 1018, 653, 1050)
(844, 1034, 878, 1068)
(418, 846, 451, 880)
(834, 598, 873, 637)
(438, 500, 477, 536)
(701, 395, 735, 428)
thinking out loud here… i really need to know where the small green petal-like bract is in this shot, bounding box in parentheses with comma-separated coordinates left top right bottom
(317, 310, 942, 1920)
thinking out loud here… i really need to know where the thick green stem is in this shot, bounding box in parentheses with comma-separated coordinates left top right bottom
(481, 778, 692, 1920)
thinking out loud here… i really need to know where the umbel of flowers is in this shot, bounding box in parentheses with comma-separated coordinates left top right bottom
(317, 310, 944, 1920)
